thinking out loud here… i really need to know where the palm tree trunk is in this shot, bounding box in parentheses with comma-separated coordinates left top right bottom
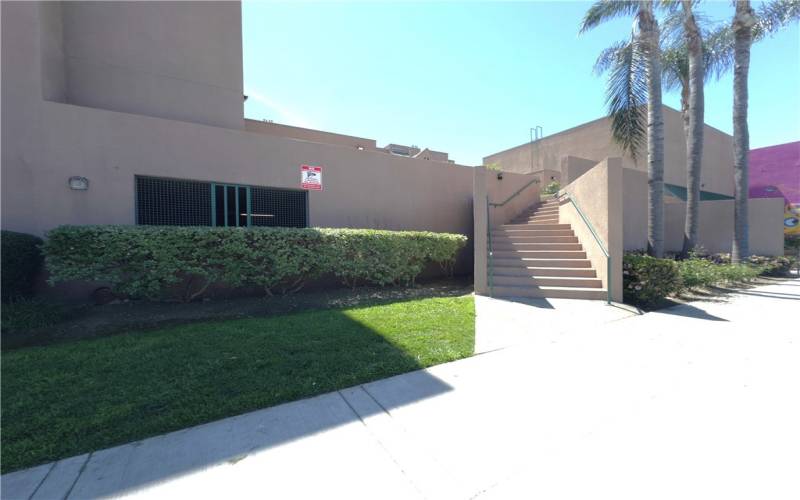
(641, 2, 664, 257)
(732, 0, 754, 263)
(681, 1, 705, 257)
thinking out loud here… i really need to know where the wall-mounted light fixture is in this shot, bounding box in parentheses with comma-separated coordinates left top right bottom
(68, 176, 89, 190)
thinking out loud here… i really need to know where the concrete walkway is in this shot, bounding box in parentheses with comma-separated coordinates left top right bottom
(3, 281, 799, 499)
(474, 294, 639, 353)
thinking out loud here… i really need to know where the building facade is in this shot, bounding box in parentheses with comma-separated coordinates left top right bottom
(483, 108, 737, 199)
(1, 1, 472, 247)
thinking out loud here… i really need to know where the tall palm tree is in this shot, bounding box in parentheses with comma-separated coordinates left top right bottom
(731, 0, 755, 263)
(591, 0, 799, 260)
(581, 0, 665, 257)
(680, 0, 704, 256)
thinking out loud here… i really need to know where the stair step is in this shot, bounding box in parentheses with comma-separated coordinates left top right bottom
(491, 258, 592, 268)
(492, 235, 578, 243)
(492, 285, 607, 300)
(492, 275, 603, 288)
(493, 230, 574, 237)
(520, 218, 560, 224)
(492, 266, 597, 278)
(500, 224, 571, 230)
(521, 210, 559, 218)
(492, 250, 587, 259)
(491, 243, 583, 251)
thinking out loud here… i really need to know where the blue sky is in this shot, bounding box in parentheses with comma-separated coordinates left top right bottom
(242, 1, 799, 165)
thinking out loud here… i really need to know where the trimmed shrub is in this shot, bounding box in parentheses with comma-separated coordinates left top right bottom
(703, 253, 797, 278)
(677, 258, 763, 289)
(677, 258, 718, 289)
(43, 226, 467, 301)
(622, 254, 682, 308)
(716, 263, 762, 283)
(543, 181, 560, 195)
(1, 230, 44, 301)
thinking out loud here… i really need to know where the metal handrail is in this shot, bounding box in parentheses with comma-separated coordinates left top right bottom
(488, 177, 540, 207)
(557, 192, 612, 304)
(486, 176, 540, 297)
(486, 195, 493, 297)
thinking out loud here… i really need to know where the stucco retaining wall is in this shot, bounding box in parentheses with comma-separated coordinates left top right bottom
(560, 158, 623, 302)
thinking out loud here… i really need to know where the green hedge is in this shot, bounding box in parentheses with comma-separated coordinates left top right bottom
(704, 253, 797, 277)
(622, 254, 683, 308)
(677, 258, 761, 289)
(43, 226, 467, 302)
(624, 251, 792, 309)
(1, 230, 44, 302)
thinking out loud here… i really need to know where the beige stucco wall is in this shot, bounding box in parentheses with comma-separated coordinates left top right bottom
(622, 166, 784, 255)
(486, 171, 542, 228)
(622, 168, 650, 251)
(1, 2, 475, 275)
(484, 107, 735, 197)
(244, 119, 377, 150)
(560, 158, 623, 301)
(36, 1, 244, 129)
(664, 198, 784, 255)
(560, 156, 597, 185)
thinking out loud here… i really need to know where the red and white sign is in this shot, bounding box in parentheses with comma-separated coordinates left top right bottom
(301, 165, 323, 191)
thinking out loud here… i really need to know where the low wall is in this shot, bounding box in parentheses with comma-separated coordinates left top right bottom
(487, 171, 542, 228)
(622, 167, 784, 256)
(560, 156, 597, 185)
(664, 197, 784, 255)
(560, 158, 623, 302)
(622, 168, 649, 251)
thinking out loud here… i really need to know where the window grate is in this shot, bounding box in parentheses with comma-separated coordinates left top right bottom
(250, 187, 307, 227)
(136, 176, 308, 228)
(136, 176, 212, 226)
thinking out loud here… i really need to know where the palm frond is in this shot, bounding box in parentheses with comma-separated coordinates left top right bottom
(702, 25, 735, 81)
(579, 0, 641, 33)
(603, 39, 648, 162)
(593, 40, 631, 76)
(755, 0, 800, 36)
(661, 46, 689, 91)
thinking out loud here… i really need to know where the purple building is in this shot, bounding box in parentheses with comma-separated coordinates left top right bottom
(749, 141, 800, 235)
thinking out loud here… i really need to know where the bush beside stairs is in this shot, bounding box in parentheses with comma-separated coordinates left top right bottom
(489, 198, 606, 300)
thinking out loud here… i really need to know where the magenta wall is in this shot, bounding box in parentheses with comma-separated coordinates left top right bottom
(749, 141, 800, 203)
(750, 141, 800, 235)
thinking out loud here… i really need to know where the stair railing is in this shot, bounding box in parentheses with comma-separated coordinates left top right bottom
(486, 177, 540, 298)
(557, 192, 612, 304)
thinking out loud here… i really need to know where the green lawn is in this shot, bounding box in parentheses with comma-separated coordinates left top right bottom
(1, 295, 474, 473)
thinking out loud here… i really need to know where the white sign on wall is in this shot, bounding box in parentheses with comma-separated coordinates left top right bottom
(301, 165, 322, 191)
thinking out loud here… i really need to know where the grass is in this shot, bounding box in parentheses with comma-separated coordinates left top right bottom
(1, 295, 475, 473)
(1, 298, 70, 333)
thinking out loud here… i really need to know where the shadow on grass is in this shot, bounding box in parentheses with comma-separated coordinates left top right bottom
(1, 297, 473, 498)
(2, 278, 472, 351)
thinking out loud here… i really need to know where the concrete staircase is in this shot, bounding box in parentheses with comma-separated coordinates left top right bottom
(489, 198, 607, 300)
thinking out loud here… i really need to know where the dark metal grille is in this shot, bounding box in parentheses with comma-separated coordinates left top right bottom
(136, 176, 307, 228)
(136, 176, 212, 226)
(250, 187, 307, 227)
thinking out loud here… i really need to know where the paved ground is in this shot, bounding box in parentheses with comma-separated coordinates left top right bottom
(474, 294, 639, 353)
(3, 280, 799, 499)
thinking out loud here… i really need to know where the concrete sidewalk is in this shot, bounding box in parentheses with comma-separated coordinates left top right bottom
(474, 294, 639, 353)
(3, 280, 799, 499)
